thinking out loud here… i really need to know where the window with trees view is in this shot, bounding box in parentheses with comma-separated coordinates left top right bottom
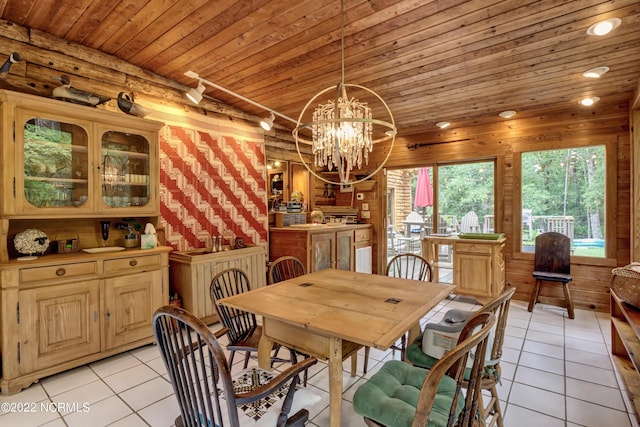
(436, 162, 495, 234)
(521, 146, 605, 257)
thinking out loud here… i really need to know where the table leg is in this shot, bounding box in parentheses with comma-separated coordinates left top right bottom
(257, 334, 274, 370)
(328, 336, 343, 427)
(407, 322, 421, 345)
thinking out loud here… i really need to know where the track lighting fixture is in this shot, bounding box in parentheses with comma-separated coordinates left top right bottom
(185, 81, 205, 104)
(184, 70, 297, 131)
(260, 112, 275, 131)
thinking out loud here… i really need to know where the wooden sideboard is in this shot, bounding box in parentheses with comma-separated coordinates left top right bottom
(0, 246, 171, 395)
(422, 235, 506, 299)
(269, 224, 372, 273)
(169, 245, 267, 325)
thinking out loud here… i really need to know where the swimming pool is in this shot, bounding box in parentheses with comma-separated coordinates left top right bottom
(573, 238, 604, 248)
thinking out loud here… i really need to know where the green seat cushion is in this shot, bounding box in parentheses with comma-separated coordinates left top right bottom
(406, 334, 439, 370)
(352, 360, 463, 427)
(406, 336, 476, 381)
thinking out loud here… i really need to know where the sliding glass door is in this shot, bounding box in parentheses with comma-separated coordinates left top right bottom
(386, 160, 496, 267)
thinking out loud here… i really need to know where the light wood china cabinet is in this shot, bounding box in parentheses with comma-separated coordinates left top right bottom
(0, 90, 169, 395)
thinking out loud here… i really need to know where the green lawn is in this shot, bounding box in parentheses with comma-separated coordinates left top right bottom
(572, 246, 605, 257)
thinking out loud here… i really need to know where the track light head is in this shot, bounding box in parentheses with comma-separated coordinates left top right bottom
(185, 81, 205, 104)
(260, 112, 275, 131)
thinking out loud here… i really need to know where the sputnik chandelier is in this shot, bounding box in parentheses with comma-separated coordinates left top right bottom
(293, 0, 396, 185)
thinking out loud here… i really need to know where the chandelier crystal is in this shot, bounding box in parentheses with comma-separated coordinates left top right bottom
(312, 84, 373, 176)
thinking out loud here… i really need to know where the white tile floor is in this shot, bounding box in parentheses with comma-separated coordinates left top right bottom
(1, 296, 638, 427)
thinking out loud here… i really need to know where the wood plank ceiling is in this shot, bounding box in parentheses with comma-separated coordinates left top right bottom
(0, 0, 639, 137)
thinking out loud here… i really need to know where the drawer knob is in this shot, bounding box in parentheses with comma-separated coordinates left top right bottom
(129, 260, 138, 267)
(56, 268, 66, 276)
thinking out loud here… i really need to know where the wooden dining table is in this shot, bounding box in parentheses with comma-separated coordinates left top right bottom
(218, 268, 455, 427)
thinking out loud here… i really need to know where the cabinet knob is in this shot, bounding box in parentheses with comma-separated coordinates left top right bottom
(129, 260, 138, 267)
(55, 268, 66, 276)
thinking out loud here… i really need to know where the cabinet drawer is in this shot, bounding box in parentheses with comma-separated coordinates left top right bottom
(104, 254, 161, 272)
(355, 228, 371, 243)
(20, 262, 98, 283)
(456, 242, 491, 254)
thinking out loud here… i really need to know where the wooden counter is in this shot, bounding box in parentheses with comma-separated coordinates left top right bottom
(169, 245, 267, 324)
(269, 224, 372, 273)
(422, 235, 506, 299)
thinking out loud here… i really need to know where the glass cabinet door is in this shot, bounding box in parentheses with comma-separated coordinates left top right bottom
(23, 117, 89, 209)
(101, 131, 150, 208)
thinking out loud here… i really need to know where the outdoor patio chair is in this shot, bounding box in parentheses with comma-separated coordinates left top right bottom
(353, 312, 496, 427)
(460, 211, 481, 233)
(403, 210, 425, 236)
(527, 232, 575, 319)
(153, 305, 319, 427)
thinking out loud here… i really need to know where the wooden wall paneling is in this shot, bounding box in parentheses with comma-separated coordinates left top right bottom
(364, 98, 630, 312)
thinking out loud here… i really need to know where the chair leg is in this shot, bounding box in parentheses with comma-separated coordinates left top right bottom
(243, 351, 251, 369)
(481, 384, 504, 427)
(350, 354, 358, 377)
(289, 349, 308, 387)
(228, 350, 236, 368)
(363, 346, 370, 374)
(527, 280, 541, 312)
(563, 282, 575, 319)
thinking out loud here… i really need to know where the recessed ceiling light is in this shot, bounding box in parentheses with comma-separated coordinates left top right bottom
(436, 121, 450, 129)
(498, 110, 517, 119)
(579, 96, 600, 107)
(582, 66, 610, 78)
(587, 18, 621, 36)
